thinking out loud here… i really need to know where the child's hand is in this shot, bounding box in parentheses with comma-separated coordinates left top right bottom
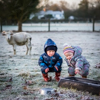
(55, 66, 58, 71)
(75, 69, 80, 74)
(45, 68, 49, 73)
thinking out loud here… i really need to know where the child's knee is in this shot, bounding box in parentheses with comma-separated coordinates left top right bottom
(82, 71, 89, 76)
(68, 67, 75, 75)
(41, 69, 46, 74)
(54, 67, 62, 72)
(81, 67, 89, 76)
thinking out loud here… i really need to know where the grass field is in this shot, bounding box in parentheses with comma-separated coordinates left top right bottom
(0, 31, 100, 100)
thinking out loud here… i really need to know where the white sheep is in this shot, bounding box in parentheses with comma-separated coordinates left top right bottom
(2, 31, 32, 55)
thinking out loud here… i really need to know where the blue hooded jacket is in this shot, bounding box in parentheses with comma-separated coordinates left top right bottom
(38, 38, 63, 71)
(65, 46, 90, 70)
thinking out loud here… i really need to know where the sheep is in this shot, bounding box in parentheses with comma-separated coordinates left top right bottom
(2, 31, 32, 55)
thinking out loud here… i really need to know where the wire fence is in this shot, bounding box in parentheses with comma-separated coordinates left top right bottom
(1, 19, 100, 32)
(2, 22, 100, 32)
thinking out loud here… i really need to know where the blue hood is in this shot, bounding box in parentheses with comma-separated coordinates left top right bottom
(44, 38, 57, 53)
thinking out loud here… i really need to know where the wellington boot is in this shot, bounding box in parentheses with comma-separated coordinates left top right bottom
(42, 74, 51, 82)
(55, 72, 60, 82)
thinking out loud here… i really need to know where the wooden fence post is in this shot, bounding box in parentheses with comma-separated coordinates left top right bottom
(0, 18, 2, 32)
(48, 18, 50, 32)
(92, 18, 95, 32)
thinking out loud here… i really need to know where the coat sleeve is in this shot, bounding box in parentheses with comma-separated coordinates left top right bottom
(38, 55, 48, 70)
(75, 58, 83, 70)
(64, 58, 71, 67)
(55, 55, 63, 68)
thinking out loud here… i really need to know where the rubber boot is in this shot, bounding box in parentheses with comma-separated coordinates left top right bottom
(55, 72, 60, 82)
(42, 73, 51, 82)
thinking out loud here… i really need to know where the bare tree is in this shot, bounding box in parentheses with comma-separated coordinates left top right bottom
(78, 0, 89, 18)
(1, 0, 39, 32)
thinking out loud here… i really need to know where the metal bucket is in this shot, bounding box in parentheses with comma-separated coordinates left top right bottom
(40, 88, 55, 95)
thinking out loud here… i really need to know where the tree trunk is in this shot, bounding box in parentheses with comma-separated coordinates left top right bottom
(18, 21, 22, 32)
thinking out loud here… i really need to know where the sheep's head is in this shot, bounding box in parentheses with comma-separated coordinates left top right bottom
(2, 31, 14, 41)
(2, 31, 13, 36)
(2, 31, 6, 36)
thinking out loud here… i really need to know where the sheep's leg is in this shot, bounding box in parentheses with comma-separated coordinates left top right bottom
(13, 45, 16, 55)
(26, 41, 29, 55)
(28, 46, 32, 55)
(29, 38, 32, 55)
(26, 45, 28, 55)
(26, 38, 32, 55)
(26, 45, 32, 55)
(29, 46, 32, 55)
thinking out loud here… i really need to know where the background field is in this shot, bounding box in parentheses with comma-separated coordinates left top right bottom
(2, 23, 100, 32)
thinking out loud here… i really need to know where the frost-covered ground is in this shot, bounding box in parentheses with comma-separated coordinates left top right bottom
(0, 31, 100, 100)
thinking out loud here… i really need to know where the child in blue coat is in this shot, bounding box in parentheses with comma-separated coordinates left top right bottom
(38, 38, 63, 82)
(63, 44, 90, 78)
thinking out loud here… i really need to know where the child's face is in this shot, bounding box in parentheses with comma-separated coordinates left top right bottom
(47, 50, 55, 57)
(64, 52, 74, 60)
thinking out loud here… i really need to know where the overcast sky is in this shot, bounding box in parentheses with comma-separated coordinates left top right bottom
(49, 0, 82, 5)
(39, 0, 84, 9)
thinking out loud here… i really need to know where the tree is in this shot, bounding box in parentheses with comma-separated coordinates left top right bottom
(88, 0, 100, 20)
(7, 0, 39, 32)
(0, 1, 3, 32)
(88, 0, 100, 31)
(95, 0, 100, 19)
(0, 0, 9, 32)
(78, 0, 89, 18)
(47, 4, 61, 11)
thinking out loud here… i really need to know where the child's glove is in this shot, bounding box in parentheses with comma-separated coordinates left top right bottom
(55, 66, 58, 71)
(45, 68, 49, 73)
